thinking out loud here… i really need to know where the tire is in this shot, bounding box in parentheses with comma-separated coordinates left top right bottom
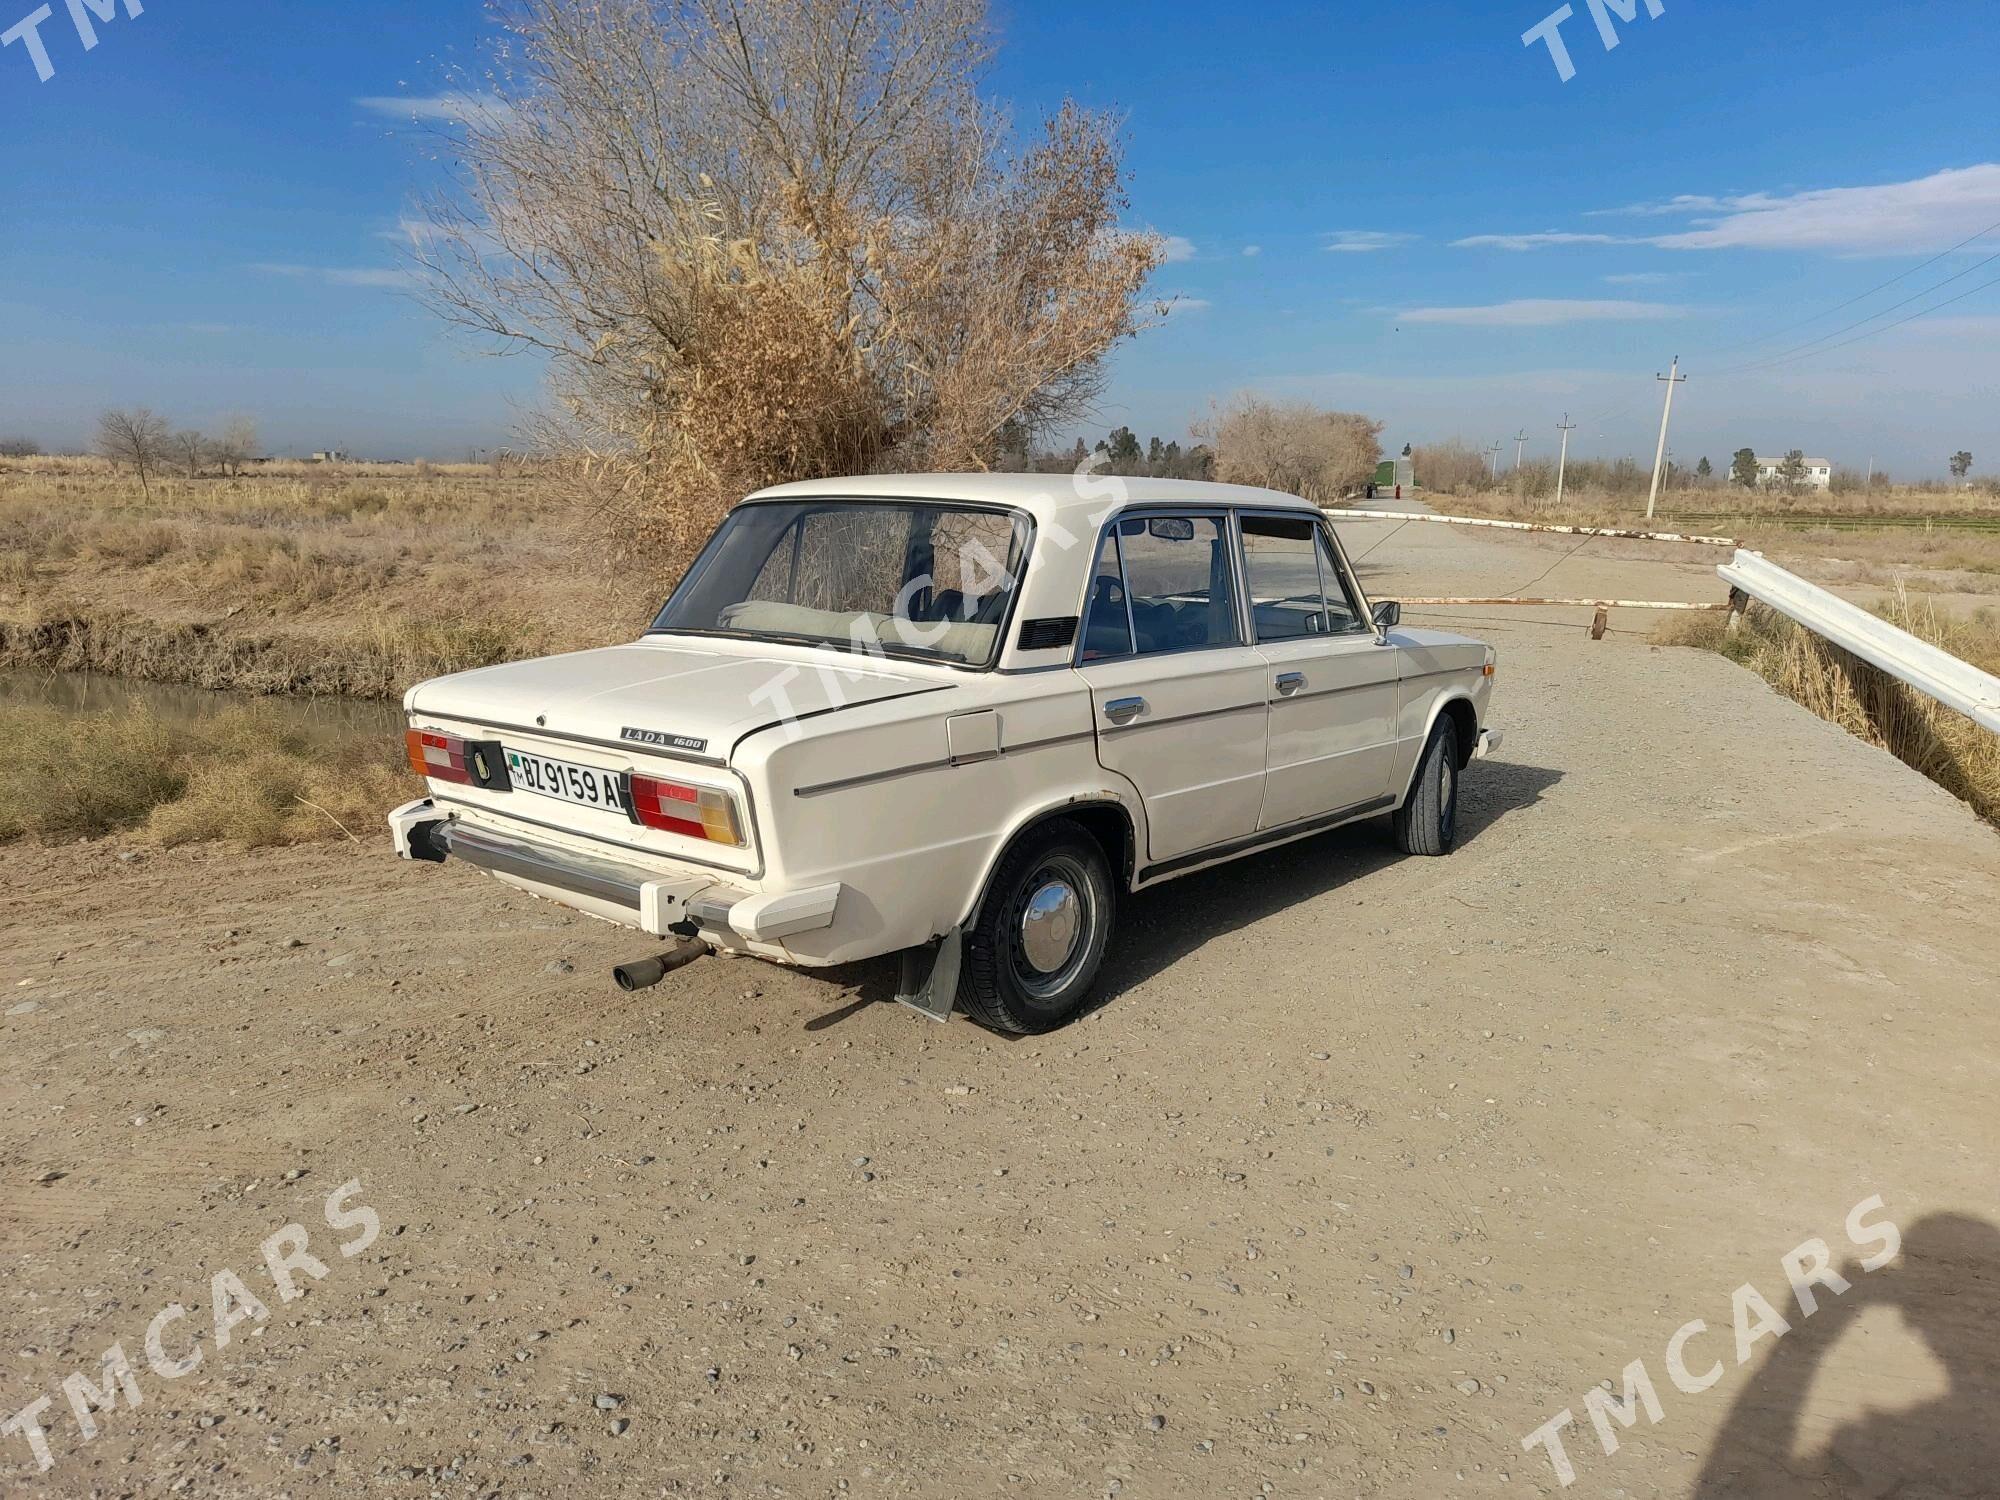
(959, 818, 1116, 1034)
(1393, 716, 1461, 857)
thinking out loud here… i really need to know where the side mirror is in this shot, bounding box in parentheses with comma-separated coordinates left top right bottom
(1372, 600, 1401, 630)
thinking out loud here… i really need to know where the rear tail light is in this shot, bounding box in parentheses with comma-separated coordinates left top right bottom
(628, 774, 745, 846)
(406, 728, 473, 785)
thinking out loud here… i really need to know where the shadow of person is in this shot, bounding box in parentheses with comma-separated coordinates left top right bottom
(1693, 1213, 2000, 1499)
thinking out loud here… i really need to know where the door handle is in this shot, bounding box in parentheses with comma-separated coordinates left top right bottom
(1103, 696, 1147, 725)
(1274, 672, 1306, 696)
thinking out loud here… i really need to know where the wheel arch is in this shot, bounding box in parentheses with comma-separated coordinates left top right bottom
(956, 791, 1143, 929)
(1399, 690, 1479, 806)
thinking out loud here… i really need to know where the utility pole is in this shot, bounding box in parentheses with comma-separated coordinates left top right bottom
(1555, 414, 1577, 506)
(1485, 442, 1503, 482)
(1646, 356, 1686, 521)
(1513, 430, 1529, 472)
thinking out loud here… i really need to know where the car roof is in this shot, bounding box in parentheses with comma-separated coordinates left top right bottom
(743, 472, 1322, 528)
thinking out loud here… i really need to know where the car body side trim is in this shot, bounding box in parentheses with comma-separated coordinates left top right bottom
(1100, 700, 1266, 733)
(791, 727, 1100, 799)
(1267, 679, 1384, 707)
(1137, 794, 1394, 882)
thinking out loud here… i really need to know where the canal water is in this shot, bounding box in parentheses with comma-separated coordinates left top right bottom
(0, 668, 403, 746)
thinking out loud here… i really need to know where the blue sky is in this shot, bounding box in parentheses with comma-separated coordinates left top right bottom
(2, 0, 1996, 475)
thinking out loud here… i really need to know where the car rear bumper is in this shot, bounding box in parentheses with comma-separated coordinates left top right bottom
(388, 798, 840, 949)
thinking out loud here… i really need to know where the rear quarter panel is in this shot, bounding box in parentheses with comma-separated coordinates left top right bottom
(739, 672, 1144, 964)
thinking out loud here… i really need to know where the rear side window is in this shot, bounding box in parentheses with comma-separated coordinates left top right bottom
(1115, 515, 1241, 655)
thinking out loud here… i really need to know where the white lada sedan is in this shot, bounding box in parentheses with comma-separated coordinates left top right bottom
(390, 475, 1501, 1032)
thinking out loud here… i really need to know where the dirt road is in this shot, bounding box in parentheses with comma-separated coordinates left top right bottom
(5, 514, 1998, 1498)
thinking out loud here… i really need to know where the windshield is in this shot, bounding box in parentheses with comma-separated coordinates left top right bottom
(650, 500, 1033, 668)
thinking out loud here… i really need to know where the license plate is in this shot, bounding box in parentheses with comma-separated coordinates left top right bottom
(504, 749, 626, 813)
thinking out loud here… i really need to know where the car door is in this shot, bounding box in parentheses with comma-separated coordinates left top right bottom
(1076, 512, 1269, 864)
(1241, 512, 1401, 831)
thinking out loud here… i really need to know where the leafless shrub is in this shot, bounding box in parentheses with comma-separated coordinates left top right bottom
(0, 436, 41, 458)
(1410, 441, 1489, 496)
(412, 0, 1163, 572)
(96, 408, 171, 498)
(1208, 396, 1382, 501)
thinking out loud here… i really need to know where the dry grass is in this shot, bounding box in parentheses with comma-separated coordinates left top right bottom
(0, 704, 414, 852)
(1658, 596, 2000, 826)
(0, 701, 417, 847)
(0, 463, 659, 698)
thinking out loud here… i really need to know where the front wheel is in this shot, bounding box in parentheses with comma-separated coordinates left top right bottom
(1393, 717, 1461, 856)
(959, 819, 1115, 1034)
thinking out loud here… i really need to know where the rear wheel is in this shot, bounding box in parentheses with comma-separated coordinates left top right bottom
(1394, 716, 1461, 856)
(960, 819, 1115, 1034)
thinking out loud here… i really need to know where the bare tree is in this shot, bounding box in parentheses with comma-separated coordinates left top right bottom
(1209, 396, 1383, 501)
(96, 408, 172, 498)
(171, 429, 209, 477)
(210, 415, 260, 475)
(411, 0, 1163, 567)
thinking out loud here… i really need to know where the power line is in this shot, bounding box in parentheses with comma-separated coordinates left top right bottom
(1700, 244, 2000, 377)
(1697, 212, 2000, 361)
(1705, 264, 2000, 376)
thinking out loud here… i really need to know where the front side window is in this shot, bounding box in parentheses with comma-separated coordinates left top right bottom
(1113, 514, 1241, 655)
(1080, 530, 1133, 660)
(1314, 526, 1368, 632)
(652, 501, 1029, 668)
(1241, 513, 1370, 641)
(1242, 514, 1328, 641)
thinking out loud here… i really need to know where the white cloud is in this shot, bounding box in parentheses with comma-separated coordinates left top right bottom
(251, 263, 413, 289)
(1396, 299, 1681, 327)
(1602, 271, 1686, 286)
(1241, 244, 1263, 257)
(1452, 231, 1632, 251)
(355, 93, 510, 127)
(1325, 230, 1418, 254)
(1652, 165, 2000, 254)
(1588, 195, 1732, 218)
(1159, 235, 1197, 263)
(1159, 295, 1212, 318)
(1466, 165, 2000, 257)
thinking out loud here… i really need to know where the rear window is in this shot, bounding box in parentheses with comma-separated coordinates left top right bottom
(652, 501, 1031, 668)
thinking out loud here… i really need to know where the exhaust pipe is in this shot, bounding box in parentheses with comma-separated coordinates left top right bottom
(613, 940, 710, 992)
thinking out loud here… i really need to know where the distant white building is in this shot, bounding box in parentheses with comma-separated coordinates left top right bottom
(311, 450, 349, 464)
(1749, 454, 1832, 491)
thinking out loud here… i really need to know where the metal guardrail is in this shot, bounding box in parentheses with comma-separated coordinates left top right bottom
(1717, 550, 2000, 733)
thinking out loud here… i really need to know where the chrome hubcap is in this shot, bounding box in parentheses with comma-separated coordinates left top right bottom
(1020, 878, 1082, 975)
